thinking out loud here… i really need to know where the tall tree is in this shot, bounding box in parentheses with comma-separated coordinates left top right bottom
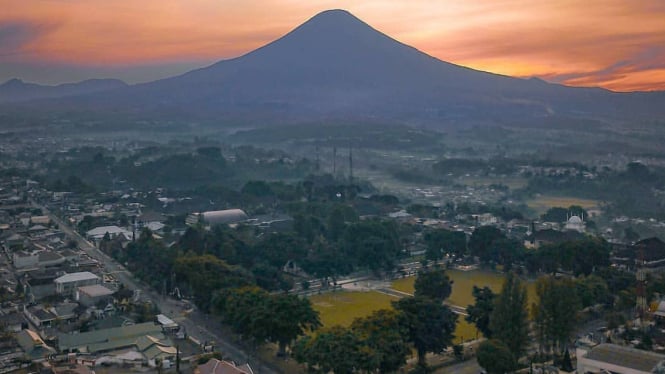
(293, 326, 367, 374)
(351, 309, 410, 373)
(476, 339, 516, 374)
(394, 296, 457, 369)
(466, 286, 496, 338)
(414, 268, 453, 303)
(533, 276, 581, 354)
(468, 226, 505, 265)
(489, 272, 529, 358)
(261, 293, 322, 356)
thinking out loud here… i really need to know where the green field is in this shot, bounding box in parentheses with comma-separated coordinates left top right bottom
(310, 290, 397, 328)
(526, 195, 600, 215)
(457, 176, 529, 189)
(392, 269, 536, 308)
(309, 290, 480, 344)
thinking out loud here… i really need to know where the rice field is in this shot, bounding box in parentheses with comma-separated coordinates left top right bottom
(457, 176, 529, 190)
(526, 195, 600, 215)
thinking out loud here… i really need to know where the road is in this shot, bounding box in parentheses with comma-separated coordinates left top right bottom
(39, 202, 279, 373)
(435, 359, 481, 374)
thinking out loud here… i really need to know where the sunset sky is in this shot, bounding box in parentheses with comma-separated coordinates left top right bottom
(1, 0, 664, 91)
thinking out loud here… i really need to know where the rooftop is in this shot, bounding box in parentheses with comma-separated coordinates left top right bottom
(86, 225, 131, 237)
(58, 321, 163, 352)
(55, 271, 100, 284)
(584, 343, 665, 372)
(78, 284, 114, 298)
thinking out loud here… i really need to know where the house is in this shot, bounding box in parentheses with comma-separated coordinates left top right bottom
(524, 229, 585, 249)
(85, 225, 132, 243)
(136, 335, 178, 367)
(41, 362, 94, 374)
(0, 311, 27, 332)
(54, 272, 100, 295)
(613, 237, 665, 271)
(195, 358, 254, 374)
(38, 250, 65, 267)
(13, 250, 65, 269)
(24, 304, 57, 328)
(577, 342, 665, 374)
(16, 329, 56, 360)
(24, 303, 78, 328)
(13, 250, 38, 269)
(23, 269, 60, 300)
(76, 284, 115, 307)
(57, 321, 166, 354)
(155, 314, 178, 332)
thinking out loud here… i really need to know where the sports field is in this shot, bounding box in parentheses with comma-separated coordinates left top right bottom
(391, 269, 536, 308)
(309, 289, 481, 344)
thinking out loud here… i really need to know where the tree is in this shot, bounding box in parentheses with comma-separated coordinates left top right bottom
(394, 296, 457, 369)
(424, 228, 467, 261)
(468, 226, 506, 265)
(258, 293, 322, 356)
(489, 273, 529, 358)
(466, 286, 495, 338)
(533, 276, 581, 354)
(215, 288, 321, 357)
(293, 326, 367, 374)
(476, 339, 515, 374)
(414, 268, 452, 303)
(351, 309, 410, 373)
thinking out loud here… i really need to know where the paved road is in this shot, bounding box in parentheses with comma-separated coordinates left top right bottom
(435, 359, 481, 374)
(38, 202, 279, 373)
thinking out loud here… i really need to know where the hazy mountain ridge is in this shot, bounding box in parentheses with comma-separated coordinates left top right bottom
(0, 78, 127, 103)
(5, 9, 665, 123)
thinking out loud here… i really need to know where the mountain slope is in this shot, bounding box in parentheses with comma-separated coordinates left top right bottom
(19, 9, 665, 123)
(0, 78, 127, 103)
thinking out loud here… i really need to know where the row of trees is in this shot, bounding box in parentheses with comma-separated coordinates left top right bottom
(213, 287, 321, 357)
(468, 272, 613, 373)
(293, 268, 457, 373)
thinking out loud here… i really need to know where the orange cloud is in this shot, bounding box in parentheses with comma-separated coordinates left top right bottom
(0, 0, 664, 91)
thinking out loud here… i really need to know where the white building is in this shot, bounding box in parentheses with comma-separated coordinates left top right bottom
(564, 213, 586, 232)
(577, 343, 665, 374)
(55, 272, 100, 295)
(86, 225, 132, 242)
(186, 209, 248, 226)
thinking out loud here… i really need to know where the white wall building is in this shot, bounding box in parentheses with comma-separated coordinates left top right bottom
(54, 272, 100, 295)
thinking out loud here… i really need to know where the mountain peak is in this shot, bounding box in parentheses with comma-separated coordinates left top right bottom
(1, 78, 26, 87)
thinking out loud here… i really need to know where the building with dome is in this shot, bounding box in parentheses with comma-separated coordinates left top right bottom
(564, 213, 585, 232)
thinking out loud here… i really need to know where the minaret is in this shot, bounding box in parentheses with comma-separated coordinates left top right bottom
(315, 145, 320, 171)
(332, 146, 337, 175)
(348, 145, 353, 181)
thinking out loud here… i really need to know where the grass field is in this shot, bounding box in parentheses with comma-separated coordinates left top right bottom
(457, 176, 529, 189)
(391, 269, 537, 308)
(526, 195, 600, 215)
(310, 290, 397, 328)
(309, 290, 481, 344)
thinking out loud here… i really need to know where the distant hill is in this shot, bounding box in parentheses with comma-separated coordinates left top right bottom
(9, 9, 665, 123)
(0, 78, 127, 103)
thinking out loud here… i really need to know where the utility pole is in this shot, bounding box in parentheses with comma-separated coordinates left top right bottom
(636, 241, 648, 323)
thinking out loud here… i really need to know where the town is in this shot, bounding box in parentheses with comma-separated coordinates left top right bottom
(0, 132, 665, 374)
